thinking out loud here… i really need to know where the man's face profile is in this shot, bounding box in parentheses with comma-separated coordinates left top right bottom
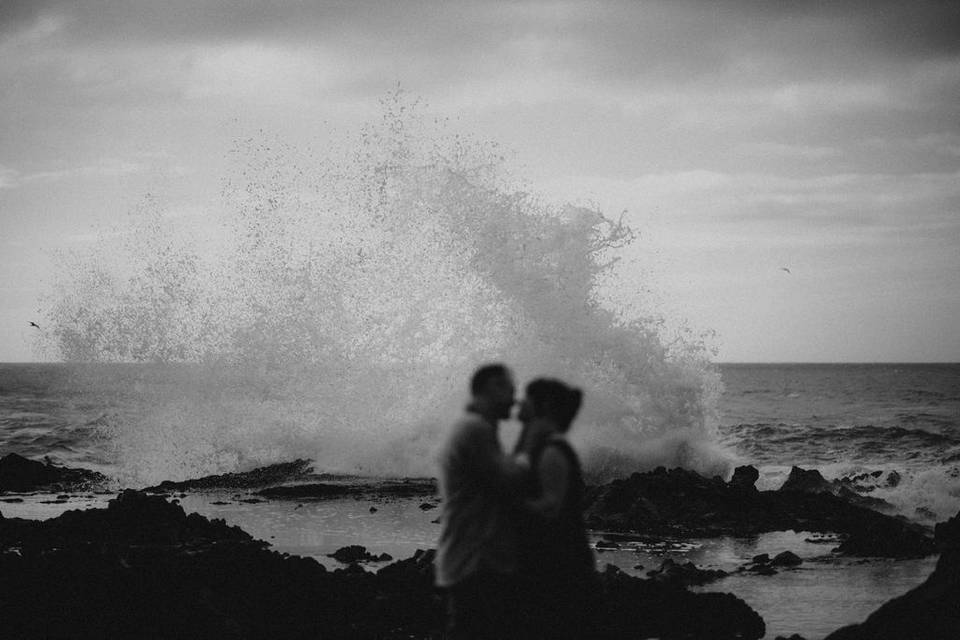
(486, 373, 516, 421)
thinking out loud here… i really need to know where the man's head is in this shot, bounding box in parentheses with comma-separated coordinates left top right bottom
(470, 363, 516, 421)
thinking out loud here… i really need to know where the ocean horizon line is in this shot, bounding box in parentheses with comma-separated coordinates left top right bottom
(1, 360, 958, 367)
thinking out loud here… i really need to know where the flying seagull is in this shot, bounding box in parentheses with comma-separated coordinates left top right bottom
(779, 267, 791, 274)
(28, 321, 40, 329)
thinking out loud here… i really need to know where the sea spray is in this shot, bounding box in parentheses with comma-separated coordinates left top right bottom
(38, 93, 727, 486)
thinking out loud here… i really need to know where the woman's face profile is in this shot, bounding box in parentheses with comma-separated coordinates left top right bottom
(516, 397, 535, 424)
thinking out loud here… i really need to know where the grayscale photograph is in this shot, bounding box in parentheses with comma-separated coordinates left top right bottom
(1, 1, 958, 638)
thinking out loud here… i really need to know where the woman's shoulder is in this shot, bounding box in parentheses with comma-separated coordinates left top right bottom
(544, 434, 574, 451)
(541, 435, 578, 464)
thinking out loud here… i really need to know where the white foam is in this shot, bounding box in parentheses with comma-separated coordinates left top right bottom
(40, 94, 723, 486)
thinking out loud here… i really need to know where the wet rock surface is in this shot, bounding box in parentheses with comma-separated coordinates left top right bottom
(0, 490, 766, 639)
(646, 558, 728, 587)
(327, 545, 393, 564)
(140, 460, 438, 502)
(728, 464, 760, 491)
(0, 453, 107, 493)
(256, 478, 437, 500)
(824, 508, 960, 640)
(599, 564, 765, 639)
(779, 466, 890, 511)
(737, 551, 804, 577)
(0, 490, 443, 639)
(584, 466, 935, 558)
(143, 459, 315, 492)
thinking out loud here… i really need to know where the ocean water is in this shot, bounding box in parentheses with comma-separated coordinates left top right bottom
(718, 362, 960, 522)
(3, 362, 958, 520)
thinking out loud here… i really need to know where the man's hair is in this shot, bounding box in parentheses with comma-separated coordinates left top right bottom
(470, 363, 511, 396)
(525, 378, 583, 432)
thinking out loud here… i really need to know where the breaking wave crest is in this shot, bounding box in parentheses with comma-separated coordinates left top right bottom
(38, 92, 725, 486)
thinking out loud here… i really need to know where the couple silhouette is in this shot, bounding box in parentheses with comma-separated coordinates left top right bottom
(435, 364, 599, 639)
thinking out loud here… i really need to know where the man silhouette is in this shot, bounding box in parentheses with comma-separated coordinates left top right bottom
(435, 363, 529, 639)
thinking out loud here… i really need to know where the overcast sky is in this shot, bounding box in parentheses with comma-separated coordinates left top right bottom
(2, 0, 958, 362)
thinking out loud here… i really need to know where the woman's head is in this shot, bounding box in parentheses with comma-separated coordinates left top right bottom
(521, 378, 583, 433)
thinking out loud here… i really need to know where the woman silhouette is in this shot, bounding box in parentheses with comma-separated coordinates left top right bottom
(513, 378, 599, 639)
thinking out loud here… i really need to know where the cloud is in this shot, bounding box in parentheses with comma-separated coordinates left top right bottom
(0, 165, 19, 189)
(0, 158, 144, 189)
(182, 43, 343, 106)
(539, 168, 960, 251)
(866, 132, 960, 158)
(5, 1, 957, 80)
(3, 0, 956, 137)
(731, 142, 840, 160)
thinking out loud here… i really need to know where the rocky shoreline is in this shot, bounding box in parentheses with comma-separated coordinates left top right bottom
(1, 453, 958, 639)
(584, 465, 935, 558)
(1, 489, 764, 639)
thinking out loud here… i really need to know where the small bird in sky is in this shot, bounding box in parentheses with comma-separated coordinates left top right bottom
(28, 321, 40, 329)
(779, 267, 791, 274)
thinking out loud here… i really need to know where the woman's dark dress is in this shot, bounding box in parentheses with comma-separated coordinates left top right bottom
(516, 435, 599, 639)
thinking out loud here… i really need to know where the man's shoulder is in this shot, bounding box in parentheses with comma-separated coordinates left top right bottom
(450, 412, 490, 440)
(454, 410, 487, 428)
(439, 413, 493, 469)
(445, 412, 498, 451)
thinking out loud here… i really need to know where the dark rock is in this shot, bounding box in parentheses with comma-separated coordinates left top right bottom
(595, 539, 620, 550)
(599, 564, 765, 639)
(0, 453, 106, 493)
(824, 508, 960, 639)
(257, 477, 437, 500)
(885, 470, 901, 488)
(0, 489, 256, 553)
(0, 492, 439, 638)
(583, 466, 934, 558)
(646, 558, 728, 587)
(729, 465, 760, 491)
(771, 551, 802, 567)
(336, 562, 369, 575)
(369, 506, 377, 513)
(834, 514, 935, 557)
(935, 509, 960, 550)
(326, 545, 390, 564)
(742, 554, 781, 575)
(143, 459, 313, 493)
(781, 466, 891, 510)
(840, 470, 884, 493)
(779, 466, 834, 494)
(0, 491, 766, 640)
(418, 502, 437, 510)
